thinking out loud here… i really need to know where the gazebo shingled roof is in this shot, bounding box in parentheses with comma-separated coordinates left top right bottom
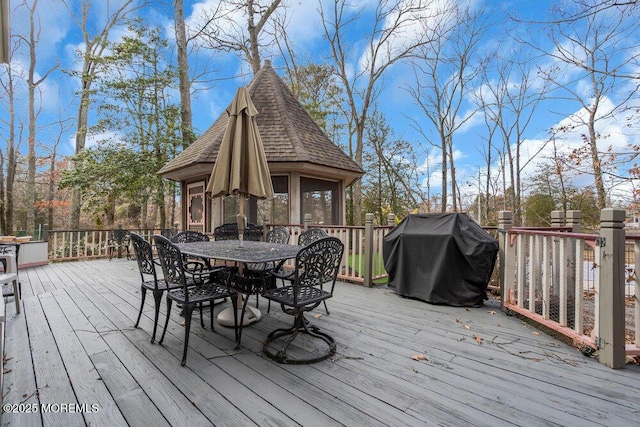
(158, 61, 364, 184)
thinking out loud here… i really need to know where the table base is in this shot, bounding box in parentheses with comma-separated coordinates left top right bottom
(217, 306, 262, 327)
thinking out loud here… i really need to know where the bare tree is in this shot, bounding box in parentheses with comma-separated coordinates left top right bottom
(406, 2, 489, 213)
(320, 0, 440, 224)
(535, 1, 640, 209)
(474, 48, 550, 225)
(14, 0, 60, 234)
(0, 41, 23, 234)
(196, 0, 282, 75)
(40, 111, 72, 230)
(62, 0, 147, 229)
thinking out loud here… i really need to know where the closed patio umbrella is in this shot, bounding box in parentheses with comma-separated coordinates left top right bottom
(207, 86, 274, 327)
(206, 86, 274, 245)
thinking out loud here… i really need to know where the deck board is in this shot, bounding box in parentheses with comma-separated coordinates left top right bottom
(2, 258, 640, 426)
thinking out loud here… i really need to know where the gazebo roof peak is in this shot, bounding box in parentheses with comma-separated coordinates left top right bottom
(158, 61, 363, 184)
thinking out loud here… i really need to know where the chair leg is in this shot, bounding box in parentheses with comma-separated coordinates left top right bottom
(199, 302, 205, 328)
(159, 298, 172, 345)
(181, 306, 194, 366)
(150, 290, 163, 343)
(13, 279, 20, 314)
(134, 288, 147, 328)
(210, 302, 215, 330)
(323, 300, 329, 315)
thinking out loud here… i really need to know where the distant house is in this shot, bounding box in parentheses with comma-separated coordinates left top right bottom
(158, 60, 363, 232)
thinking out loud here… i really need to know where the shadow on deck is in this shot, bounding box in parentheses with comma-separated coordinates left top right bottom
(2, 259, 640, 426)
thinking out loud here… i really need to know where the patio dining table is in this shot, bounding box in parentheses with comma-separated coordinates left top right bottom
(174, 240, 301, 326)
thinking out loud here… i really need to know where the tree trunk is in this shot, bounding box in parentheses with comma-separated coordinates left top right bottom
(441, 134, 447, 213)
(174, 0, 195, 147)
(70, 78, 92, 229)
(27, 0, 39, 235)
(47, 147, 57, 229)
(588, 109, 607, 209)
(4, 66, 16, 234)
(448, 137, 458, 211)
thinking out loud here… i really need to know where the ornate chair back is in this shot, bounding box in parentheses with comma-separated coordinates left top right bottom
(298, 228, 329, 247)
(130, 233, 159, 285)
(292, 237, 343, 306)
(266, 226, 290, 244)
(214, 223, 263, 241)
(154, 235, 191, 301)
(170, 230, 209, 243)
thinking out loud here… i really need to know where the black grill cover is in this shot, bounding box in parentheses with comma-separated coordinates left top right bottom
(383, 213, 498, 307)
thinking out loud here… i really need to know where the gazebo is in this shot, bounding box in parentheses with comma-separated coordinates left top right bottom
(159, 60, 363, 232)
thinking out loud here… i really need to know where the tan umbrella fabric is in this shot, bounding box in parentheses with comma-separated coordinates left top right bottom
(206, 87, 274, 200)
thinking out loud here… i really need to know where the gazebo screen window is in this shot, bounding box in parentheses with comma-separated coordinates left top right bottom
(301, 177, 338, 224)
(223, 176, 289, 225)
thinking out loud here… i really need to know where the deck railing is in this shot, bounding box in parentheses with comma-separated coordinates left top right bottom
(498, 209, 639, 369)
(45, 210, 638, 369)
(48, 228, 169, 261)
(46, 214, 396, 285)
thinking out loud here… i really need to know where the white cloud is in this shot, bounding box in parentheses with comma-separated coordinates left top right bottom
(515, 96, 640, 202)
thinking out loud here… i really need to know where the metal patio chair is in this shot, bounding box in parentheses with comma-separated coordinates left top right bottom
(262, 237, 344, 364)
(170, 230, 212, 273)
(269, 227, 330, 314)
(130, 232, 183, 343)
(245, 226, 291, 308)
(154, 235, 238, 366)
(108, 229, 131, 260)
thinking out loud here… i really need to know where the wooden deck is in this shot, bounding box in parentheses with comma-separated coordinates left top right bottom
(2, 259, 640, 426)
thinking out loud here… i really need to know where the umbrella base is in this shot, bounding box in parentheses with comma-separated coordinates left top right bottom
(217, 306, 261, 327)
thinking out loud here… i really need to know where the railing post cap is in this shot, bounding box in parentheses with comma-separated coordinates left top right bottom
(600, 208, 626, 223)
(550, 210, 565, 219)
(498, 211, 512, 220)
(567, 210, 582, 220)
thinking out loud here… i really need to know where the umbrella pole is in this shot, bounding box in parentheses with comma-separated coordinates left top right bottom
(237, 196, 246, 247)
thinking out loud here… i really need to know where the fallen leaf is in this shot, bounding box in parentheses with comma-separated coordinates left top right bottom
(473, 335, 483, 345)
(532, 331, 540, 336)
(465, 308, 471, 311)
(180, 320, 185, 326)
(457, 337, 465, 342)
(456, 318, 461, 323)
(314, 313, 323, 319)
(463, 324, 470, 330)
(488, 310, 496, 315)
(411, 354, 428, 361)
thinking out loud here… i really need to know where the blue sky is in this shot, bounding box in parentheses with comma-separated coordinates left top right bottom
(2, 0, 639, 207)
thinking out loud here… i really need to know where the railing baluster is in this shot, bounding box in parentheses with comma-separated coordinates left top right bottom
(542, 236, 550, 319)
(575, 239, 584, 334)
(517, 234, 525, 308)
(559, 236, 568, 327)
(635, 241, 640, 348)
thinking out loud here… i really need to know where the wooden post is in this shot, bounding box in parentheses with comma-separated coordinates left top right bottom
(498, 211, 513, 309)
(363, 213, 374, 288)
(303, 213, 311, 231)
(550, 210, 564, 296)
(387, 213, 395, 226)
(597, 208, 626, 369)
